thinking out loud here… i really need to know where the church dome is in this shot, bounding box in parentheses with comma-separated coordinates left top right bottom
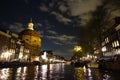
(19, 29, 39, 37)
(18, 19, 41, 62)
(19, 19, 40, 38)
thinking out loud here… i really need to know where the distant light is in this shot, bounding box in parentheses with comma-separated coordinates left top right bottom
(19, 53, 23, 59)
(102, 46, 106, 52)
(1, 68, 10, 79)
(74, 45, 82, 52)
(41, 51, 47, 60)
(0, 51, 12, 61)
(34, 57, 39, 61)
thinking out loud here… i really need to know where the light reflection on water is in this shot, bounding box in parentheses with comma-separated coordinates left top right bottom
(0, 68, 10, 80)
(75, 67, 84, 80)
(0, 63, 120, 80)
(40, 63, 65, 80)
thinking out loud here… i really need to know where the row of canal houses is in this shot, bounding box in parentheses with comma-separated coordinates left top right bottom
(0, 29, 64, 63)
(94, 17, 120, 59)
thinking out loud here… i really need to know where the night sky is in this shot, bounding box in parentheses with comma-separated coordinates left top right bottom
(0, 0, 119, 59)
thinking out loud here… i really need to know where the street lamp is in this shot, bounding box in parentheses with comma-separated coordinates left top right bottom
(74, 45, 82, 52)
(73, 45, 82, 60)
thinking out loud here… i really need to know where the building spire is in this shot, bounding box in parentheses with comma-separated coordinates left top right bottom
(30, 18, 32, 23)
(28, 18, 34, 30)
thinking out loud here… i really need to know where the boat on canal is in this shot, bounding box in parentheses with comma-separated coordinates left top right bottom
(73, 60, 88, 68)
(98, 54, 120, 70)
(74, 61, 85, 67)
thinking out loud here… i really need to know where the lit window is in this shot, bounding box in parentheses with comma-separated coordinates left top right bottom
(114, 41, 117, 47)
(105, 37, 109, 43)
(116, 41, 119, 46)
(113, 40, 120, 47)
(112, 42, 115, 47)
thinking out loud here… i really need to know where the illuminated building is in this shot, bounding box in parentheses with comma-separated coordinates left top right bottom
(40, 50, 65, 63)
(100, 17, 120, 56)
(41, 50, 53, 63)
(0, 30, 19, 62)
(19, 19, 41, 61)
(92, 17, 120, 59)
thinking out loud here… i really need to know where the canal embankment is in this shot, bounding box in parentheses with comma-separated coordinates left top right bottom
(0, 61, 40, 68)
(87, 61, 99, 68)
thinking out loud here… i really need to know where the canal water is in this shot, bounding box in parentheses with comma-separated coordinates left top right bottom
(0, 63, 120, 80)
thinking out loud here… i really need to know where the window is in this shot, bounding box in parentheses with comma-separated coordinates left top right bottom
(105, 37, 109, 43)
(112, 40, 120, 47)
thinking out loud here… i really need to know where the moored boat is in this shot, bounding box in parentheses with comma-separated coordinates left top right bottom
(74, 60, 88, 68)
(98, 54, 120, 70)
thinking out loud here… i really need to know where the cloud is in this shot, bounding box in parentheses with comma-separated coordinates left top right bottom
(53, 41, 63, 45)
(47, 30, 58, 35)
(39, 2, 71, 24)
(9, 22, 24, 33)
(58, 34, 75, 41)
(45, 30, 76, 45)
(63, 0, 103, 26)
(51, 11, 71, 24)
(36, 23, 42, 27)
(66, 0, 102, 16)
(37, 30, 44, 37)
(59, 4, 68, 13)
(45, 34, 76, 45)
(43, 20, 55, 29)
(111, 10, 120, 17)
(39, 0, 103, 26)
(80, 13, 92, 26)
(46, 34, 74, 41)
(39, 4, 49, 12)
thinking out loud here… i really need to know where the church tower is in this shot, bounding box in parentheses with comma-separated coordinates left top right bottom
(19, 19, 41, 61)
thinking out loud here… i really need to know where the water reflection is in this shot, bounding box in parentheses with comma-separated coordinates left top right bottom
(40, 63, 65, 80)
(0, 63, 120, 80)
(41, 65, 47, 79)
(0, 68, 10, 80)
(75, 67, 84, 80)
(83, 67, 93, 80)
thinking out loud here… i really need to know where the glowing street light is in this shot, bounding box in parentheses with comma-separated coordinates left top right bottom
(73, 45, 83, 59)
(74, 45, 82, 52)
